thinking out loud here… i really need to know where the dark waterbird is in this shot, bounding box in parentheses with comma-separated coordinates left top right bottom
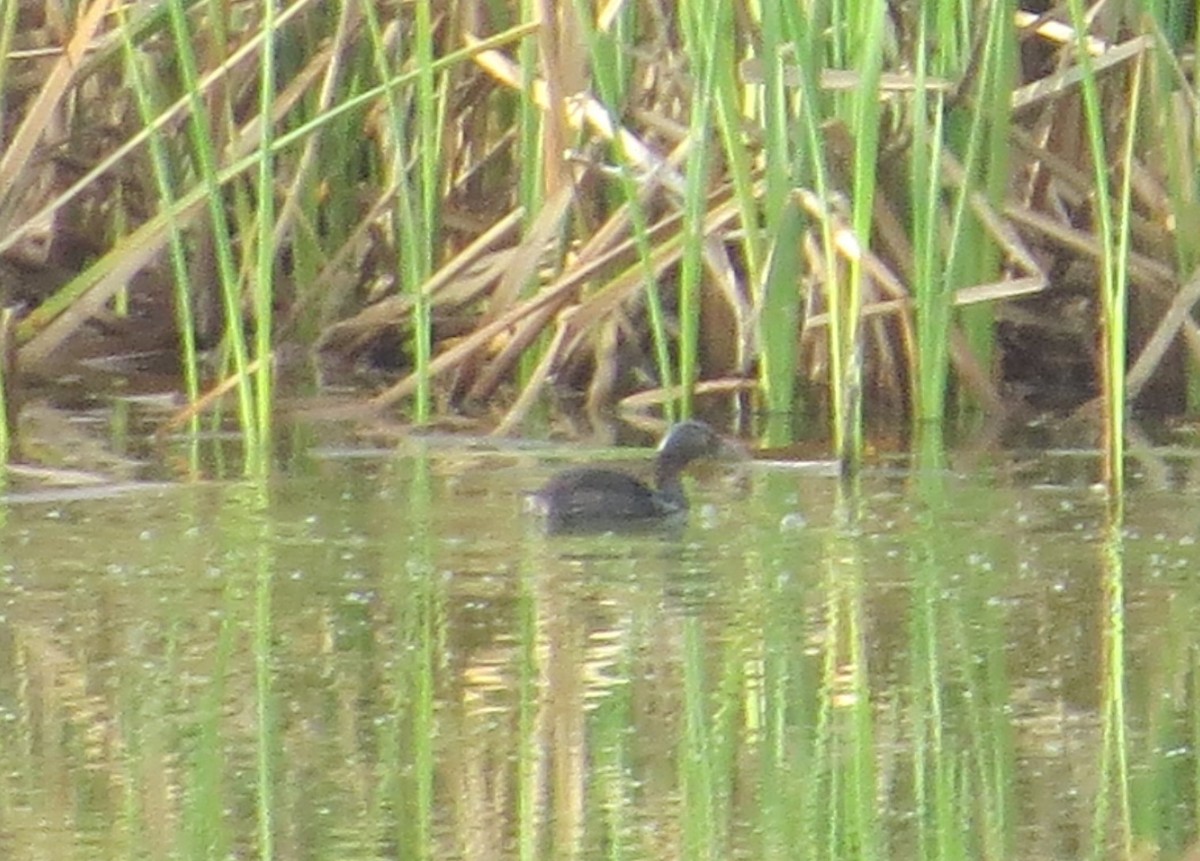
(529, 420, 729, 534)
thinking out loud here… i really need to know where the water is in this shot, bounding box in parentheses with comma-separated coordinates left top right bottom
(2, 432, 1199, 860)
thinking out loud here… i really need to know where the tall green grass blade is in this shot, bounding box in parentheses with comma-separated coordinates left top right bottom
(0, 306, 12, 463)
(787, 9, 839, 447)
(1065, 0, 1133, 493)
(517, 0, 543, 218)
(758, 0, 794, 234)
(252, 0, 279, 461)
(970, 1, 1017, 404)
(944, 3, 1015, 421)
(759, 199, 805, 439)
(712, 14, 764, 304)
(361, 2, 439, 423)
(413, 0, 443, 422)
(572, 0, 676, 416)
(1108, 51, 1143, 491)
(838, 4, 886, 470)
(1151, 17, 1200, 414)
(0, 0, 17, 135)
(515, 0, 545, 388)
(752, 3, 806, 444)
(164, 0, 259, 460)
(910, 4, 948, 426)
(677, 0, 726, 416)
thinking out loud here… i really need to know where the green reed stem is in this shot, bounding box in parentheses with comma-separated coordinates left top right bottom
(712, 12, 763, 383)
(252, 0, 279, 462)
(0, 306, 12, 463)
(759, 200, 805, 439)
(1066, 0, 1133, 493)
(793, 136, 837, 452)
(677, 0, 725, 417)
(0, 0, 16, 128)
(970, 1, 1016, 403)
(1109, 51, 1142, 488)
(754, 3, 803, 442)
(412, 0, 441, 422)
(947, 2, 1013, 421)
(910, 4, 947, 425)
(361, 1, 439, 422)
(516, 0, 543, 220)
(515, 0, 544, 388)
(572, 0, 676, 414)
(835, 3, 886, 470)
(164, 0, 259, 459)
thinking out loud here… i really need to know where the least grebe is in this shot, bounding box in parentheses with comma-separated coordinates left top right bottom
(530, 420, 726, 534)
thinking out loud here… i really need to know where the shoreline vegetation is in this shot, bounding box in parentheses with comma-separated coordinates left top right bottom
(1, 2, 1197, 487)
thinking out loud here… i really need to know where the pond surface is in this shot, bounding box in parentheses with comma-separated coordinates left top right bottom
(2, 429, 1200, 860)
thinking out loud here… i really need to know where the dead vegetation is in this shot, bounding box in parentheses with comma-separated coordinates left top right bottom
(1, 1, 1197, 448)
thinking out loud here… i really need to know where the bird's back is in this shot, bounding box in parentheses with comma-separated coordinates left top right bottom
(531, 467, 679, 533)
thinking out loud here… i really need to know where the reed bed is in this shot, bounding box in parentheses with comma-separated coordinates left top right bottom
(1, 1, 1196, 480)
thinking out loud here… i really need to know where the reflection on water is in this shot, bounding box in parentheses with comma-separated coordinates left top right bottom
(2, 437, 1199, 859)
